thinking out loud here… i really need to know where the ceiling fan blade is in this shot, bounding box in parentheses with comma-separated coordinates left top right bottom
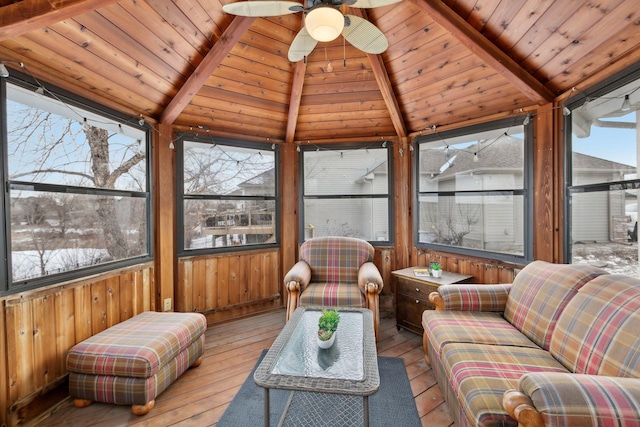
(342, 15, 388, 54)
(222, 1, 303, 17)
(349, 0, 402, 8)
(288, 27, 318, 62)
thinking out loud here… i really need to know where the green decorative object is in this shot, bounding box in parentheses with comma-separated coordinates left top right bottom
(317, 309, 340, 347)
(430, 262, 442, 278)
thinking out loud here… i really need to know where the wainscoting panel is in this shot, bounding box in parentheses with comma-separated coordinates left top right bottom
(1, 263, 155, 426)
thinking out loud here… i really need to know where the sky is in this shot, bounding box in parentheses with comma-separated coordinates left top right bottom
(572, 112, 637, 167)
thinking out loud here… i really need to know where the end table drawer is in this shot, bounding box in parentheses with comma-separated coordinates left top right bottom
(396, 279, 438, 299)
(392, 267, 473, 336)
(396, 293, 433, 334)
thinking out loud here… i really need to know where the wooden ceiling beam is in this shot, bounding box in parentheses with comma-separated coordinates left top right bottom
(0, 0, 120, 41)
(349, 8, 407, 138)
(285, 60, 306, 143)
(160, 16, 255, 125)
(285, 20, 306, 144)
(367, 53, 407, 137)
(410, 0, 554, 105)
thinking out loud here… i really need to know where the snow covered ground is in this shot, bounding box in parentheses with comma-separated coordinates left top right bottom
(12, 248, 109, 281)
(10, 241, 640, 283)
(572, 241, 640, 277)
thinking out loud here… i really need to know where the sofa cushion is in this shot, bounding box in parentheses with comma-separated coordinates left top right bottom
(423, 310, 540, 358)
(299, 282, 366, 307)
(67, 312, 207, 378)
(550, 274, 640, 377)
(299, 236, 373, 284)
(503, 261, 605, 351)
(442, 343, 570, 427)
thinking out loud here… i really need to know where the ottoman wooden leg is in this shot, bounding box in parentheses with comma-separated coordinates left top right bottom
(190, 356, 203, 368)
(73, 399, 93, 408)
(132, 400, 155, 415)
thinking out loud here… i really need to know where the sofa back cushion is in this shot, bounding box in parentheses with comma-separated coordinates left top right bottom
(503, 261, 605, 350)
(550, 274, 640, 377)
(299, 236, 374, 284)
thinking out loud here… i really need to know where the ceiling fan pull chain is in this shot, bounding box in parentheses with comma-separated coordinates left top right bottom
(343, 37, 347, 68)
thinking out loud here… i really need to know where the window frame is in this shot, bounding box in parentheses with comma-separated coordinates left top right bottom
(1, 71, 153, 295)
(298, 141, 394, 246)
(563, 61, 640, 262)
(176, 135, 280, 256)
(414, 116, 533, 263)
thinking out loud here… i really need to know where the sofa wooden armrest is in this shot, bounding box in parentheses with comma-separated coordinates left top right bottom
(503, 389, 545, 427)
(506, 372, 640, 427)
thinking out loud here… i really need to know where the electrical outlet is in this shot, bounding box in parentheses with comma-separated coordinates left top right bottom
(163, 298, 172, 312)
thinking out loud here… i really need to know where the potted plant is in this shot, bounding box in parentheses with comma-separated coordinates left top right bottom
(430, 262, 442, 278)
(317, 308, 340, 349)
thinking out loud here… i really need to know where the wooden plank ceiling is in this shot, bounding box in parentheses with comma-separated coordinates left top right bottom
(0, 0, 639, 144)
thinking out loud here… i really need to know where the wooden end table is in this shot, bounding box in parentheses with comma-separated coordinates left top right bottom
(392, 267, 472, 335)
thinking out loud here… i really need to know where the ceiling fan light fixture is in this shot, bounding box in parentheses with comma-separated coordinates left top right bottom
(305, 7, 344, 42)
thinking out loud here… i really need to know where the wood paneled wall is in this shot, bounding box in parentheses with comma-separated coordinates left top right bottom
(413, 249, 522, 284)
(1, 263, 155, 426)
(177, 249, 282, 324)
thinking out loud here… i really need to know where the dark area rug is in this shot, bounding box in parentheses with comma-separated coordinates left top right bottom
(218, 350, 421, 426)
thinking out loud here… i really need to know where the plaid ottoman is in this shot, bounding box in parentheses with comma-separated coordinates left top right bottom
(66, 311, 207, 415)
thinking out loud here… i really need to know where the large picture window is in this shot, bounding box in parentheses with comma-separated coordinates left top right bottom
(566, 67, 640, 277)
(4, 80, 151, 291)
(178, 138, 278, 253)
(300, 143, 392, 243)
(415, 117, 531, 262)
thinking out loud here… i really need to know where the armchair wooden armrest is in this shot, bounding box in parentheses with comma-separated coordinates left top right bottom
(284, 261, 311, 321)
(358, 262, 383, 294)
(358, 261, 384, 340)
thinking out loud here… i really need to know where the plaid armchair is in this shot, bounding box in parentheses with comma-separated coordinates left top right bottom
(284, 236, 384, 339)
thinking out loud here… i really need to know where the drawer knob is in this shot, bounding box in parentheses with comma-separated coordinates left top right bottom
(416, 299, 420, 304)
(415, 288, 420, 292)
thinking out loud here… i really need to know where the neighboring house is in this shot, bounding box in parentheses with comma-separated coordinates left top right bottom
(418, 135, 526, 253)
(302, 151, 389, 240)
(570, 153, 636, 242)
(190, 136, 634, 247)
(195, 169, 276, 247)
(416, 134, 635, 250)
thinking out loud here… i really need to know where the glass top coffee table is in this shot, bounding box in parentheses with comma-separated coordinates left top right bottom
(254, 306, 379, 426)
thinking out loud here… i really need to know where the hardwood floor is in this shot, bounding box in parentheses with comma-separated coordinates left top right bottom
(38, 309, 454, 426)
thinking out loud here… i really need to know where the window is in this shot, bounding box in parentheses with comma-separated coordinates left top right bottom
(300, 143, 392, 243)
(415, 117, 531, 262)
(177, 138, 278, 253)
(3, 80, 151, 292)
(566, 66, 640, 277)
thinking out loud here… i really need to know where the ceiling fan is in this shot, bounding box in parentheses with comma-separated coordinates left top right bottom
(222, 0, 402, 62)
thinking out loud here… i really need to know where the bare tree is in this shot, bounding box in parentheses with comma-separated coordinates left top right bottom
(86, 126, 144, 258)
(7, 100, 146, 276)
(181, 141, 274, 248)
(421, 199, 480, 246)
(24, 197, 60, 276)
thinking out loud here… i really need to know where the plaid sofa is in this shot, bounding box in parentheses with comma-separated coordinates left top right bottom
(422, 261, 640, 427)
(66, 311, 206, 415)
(284, 236, 383, 339)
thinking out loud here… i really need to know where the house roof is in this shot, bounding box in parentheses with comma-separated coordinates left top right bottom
(1, 0, 639, 144)
(419, 133, 635, 179)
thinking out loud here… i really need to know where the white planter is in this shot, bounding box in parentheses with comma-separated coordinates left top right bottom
(317, 331, 336, 349)
(432, 269, 442, 278)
